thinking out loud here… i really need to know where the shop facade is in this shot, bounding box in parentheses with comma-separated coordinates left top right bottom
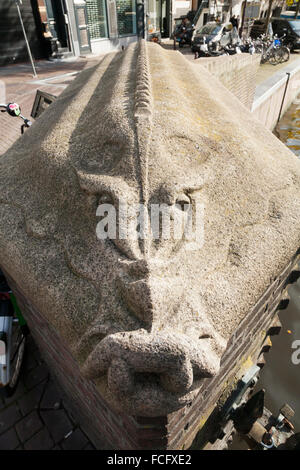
(1, 0, 286, 66)
(68, 0, 195, 55)
(28, 0, 142, 58)
(2, 0, 196, 65)
(65, 0, 141, 55)
(146, 0, 171, 38)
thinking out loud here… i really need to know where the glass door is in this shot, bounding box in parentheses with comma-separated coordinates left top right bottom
(74, 2, 92, 54)
(44, 0, 69, 48)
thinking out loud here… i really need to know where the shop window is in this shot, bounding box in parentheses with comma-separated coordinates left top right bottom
(116, 0, 137, 36)
(86, 0, 109, 39)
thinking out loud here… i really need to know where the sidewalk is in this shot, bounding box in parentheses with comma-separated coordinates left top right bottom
(0, 335, 95, 450)
(161, 38, 300, 86)
(255, 51, 300, 85)
(0, 57, 101, 155)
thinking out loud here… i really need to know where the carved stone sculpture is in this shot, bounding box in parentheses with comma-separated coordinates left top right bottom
(0, 41, 299, 417)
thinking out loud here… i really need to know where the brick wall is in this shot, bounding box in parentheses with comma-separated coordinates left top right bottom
(198, 53, 261, 109)
(3, 249, 299, 450)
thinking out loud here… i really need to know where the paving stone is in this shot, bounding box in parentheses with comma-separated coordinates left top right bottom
(24, 363, 49, 390)
(61, 428, 89, 450)
(25, 335, 39, 354)
(40, 409, 73, 443)
(0, 427, 20, 450)
(63, 404, 78, 426)
(4, 380, 26, 406)
(18, 383, 46, 416)
(15, 410, 43, 442)
(0, 393, 5, 410)
(0, 404, 21, 435)
(40, 379, 62, 410)
(29, 344, 44, 364)
(23, 350, 38, 374)
(24, 428, 54, 450)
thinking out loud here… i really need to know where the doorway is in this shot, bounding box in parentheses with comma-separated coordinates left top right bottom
(44, 0, 71, 49)
(147, 0, 170, 37)
(74, 2, 92, 55)
(160, 0, 170, 37)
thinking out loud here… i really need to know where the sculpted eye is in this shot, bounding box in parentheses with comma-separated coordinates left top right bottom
(175, 193, 190, 211)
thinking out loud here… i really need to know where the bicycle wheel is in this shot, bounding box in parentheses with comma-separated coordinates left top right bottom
(280, 46, 290, 63)
(276, 48, 284, 64)
(268, 49, 279, 65)
(260, 51, 267, 64)
(3, 317, 27, 397)
(260, 46, 268, 63)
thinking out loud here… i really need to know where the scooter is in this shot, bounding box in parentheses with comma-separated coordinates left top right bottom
(194, 36, 227, 59)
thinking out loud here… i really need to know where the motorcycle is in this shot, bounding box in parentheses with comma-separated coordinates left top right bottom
(194, 36, 226, 58)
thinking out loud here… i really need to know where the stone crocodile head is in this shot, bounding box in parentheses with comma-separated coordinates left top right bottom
(72, 41, 227, 415)
(0, 41, 299, 417)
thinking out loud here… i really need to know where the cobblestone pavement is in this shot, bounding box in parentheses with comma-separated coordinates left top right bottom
(0, 335, 95, 450)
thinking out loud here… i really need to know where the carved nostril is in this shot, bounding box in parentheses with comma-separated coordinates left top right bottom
(160, 357, 193, 393)
(107, 356, 193, 396)
(108, 358, 135, 396)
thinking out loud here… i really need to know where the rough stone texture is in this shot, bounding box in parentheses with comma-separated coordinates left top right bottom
(0, 40, 300, 421)
(197, 53, 261, 109)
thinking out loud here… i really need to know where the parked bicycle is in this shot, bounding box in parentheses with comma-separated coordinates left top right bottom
(257, 34, 290, 65)
(276, 36, 290, 64)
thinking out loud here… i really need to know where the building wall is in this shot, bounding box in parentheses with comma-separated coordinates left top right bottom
(89, 34, 138, 54)
(196, 53, 261, 109)
(0, 0, 46, 66)
(66, 0, 139, 56)
(259, 0, 285, 18)
(230, 0, 284, 20)
(172, 0, 192, 18)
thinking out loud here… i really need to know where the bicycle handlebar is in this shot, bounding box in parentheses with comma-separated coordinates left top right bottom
(0, 102, 32, 133)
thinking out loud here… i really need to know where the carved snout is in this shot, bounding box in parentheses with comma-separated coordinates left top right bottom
(82, 330, 222, 399)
